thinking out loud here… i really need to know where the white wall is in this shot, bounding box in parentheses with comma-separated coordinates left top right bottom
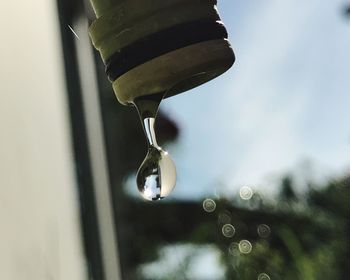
(0, 1, 87, 279)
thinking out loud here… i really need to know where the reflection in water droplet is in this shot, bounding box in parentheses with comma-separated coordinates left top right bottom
(222, 224, 235, 238)
(238, 240, 252, 254)
(134, 93, 176, 201)
(228, 242, 240, 256)
(258, 273, 271, 280)
(257, 224, 271, 238)
(239, 186, 253, 200)
(203, 199, 216, 212)
(136, 146, 176, 200)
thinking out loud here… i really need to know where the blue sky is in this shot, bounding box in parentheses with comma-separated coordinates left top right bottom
(160, 0, 350, 199)
(130, 1, 350, 277)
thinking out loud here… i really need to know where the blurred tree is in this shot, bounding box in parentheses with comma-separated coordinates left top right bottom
(345, 5, 350, 17)
(106, 173, 349, 279)
(279, 176, 298, 203)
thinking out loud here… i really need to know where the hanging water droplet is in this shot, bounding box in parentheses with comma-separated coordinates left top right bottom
(136, 146, 176, 200)
(133, 93, 177, 201)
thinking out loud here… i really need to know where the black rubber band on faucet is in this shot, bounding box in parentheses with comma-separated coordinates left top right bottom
(105, 19, 228, 82)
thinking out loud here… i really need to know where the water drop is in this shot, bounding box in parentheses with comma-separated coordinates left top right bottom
(257, 224, 271, 238)
(203, 199, 216, 212)
(258, 273, 270, 280)
(239, 186, 253, 200)
(133, 93, 176, 201)
(218, 211, 231, 224)
(238, 240, 252, 254)
(222, 224, 235, 238)
(228, 242, 240, 256)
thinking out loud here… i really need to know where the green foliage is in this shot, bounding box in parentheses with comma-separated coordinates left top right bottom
(131, 175, 350, 279)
